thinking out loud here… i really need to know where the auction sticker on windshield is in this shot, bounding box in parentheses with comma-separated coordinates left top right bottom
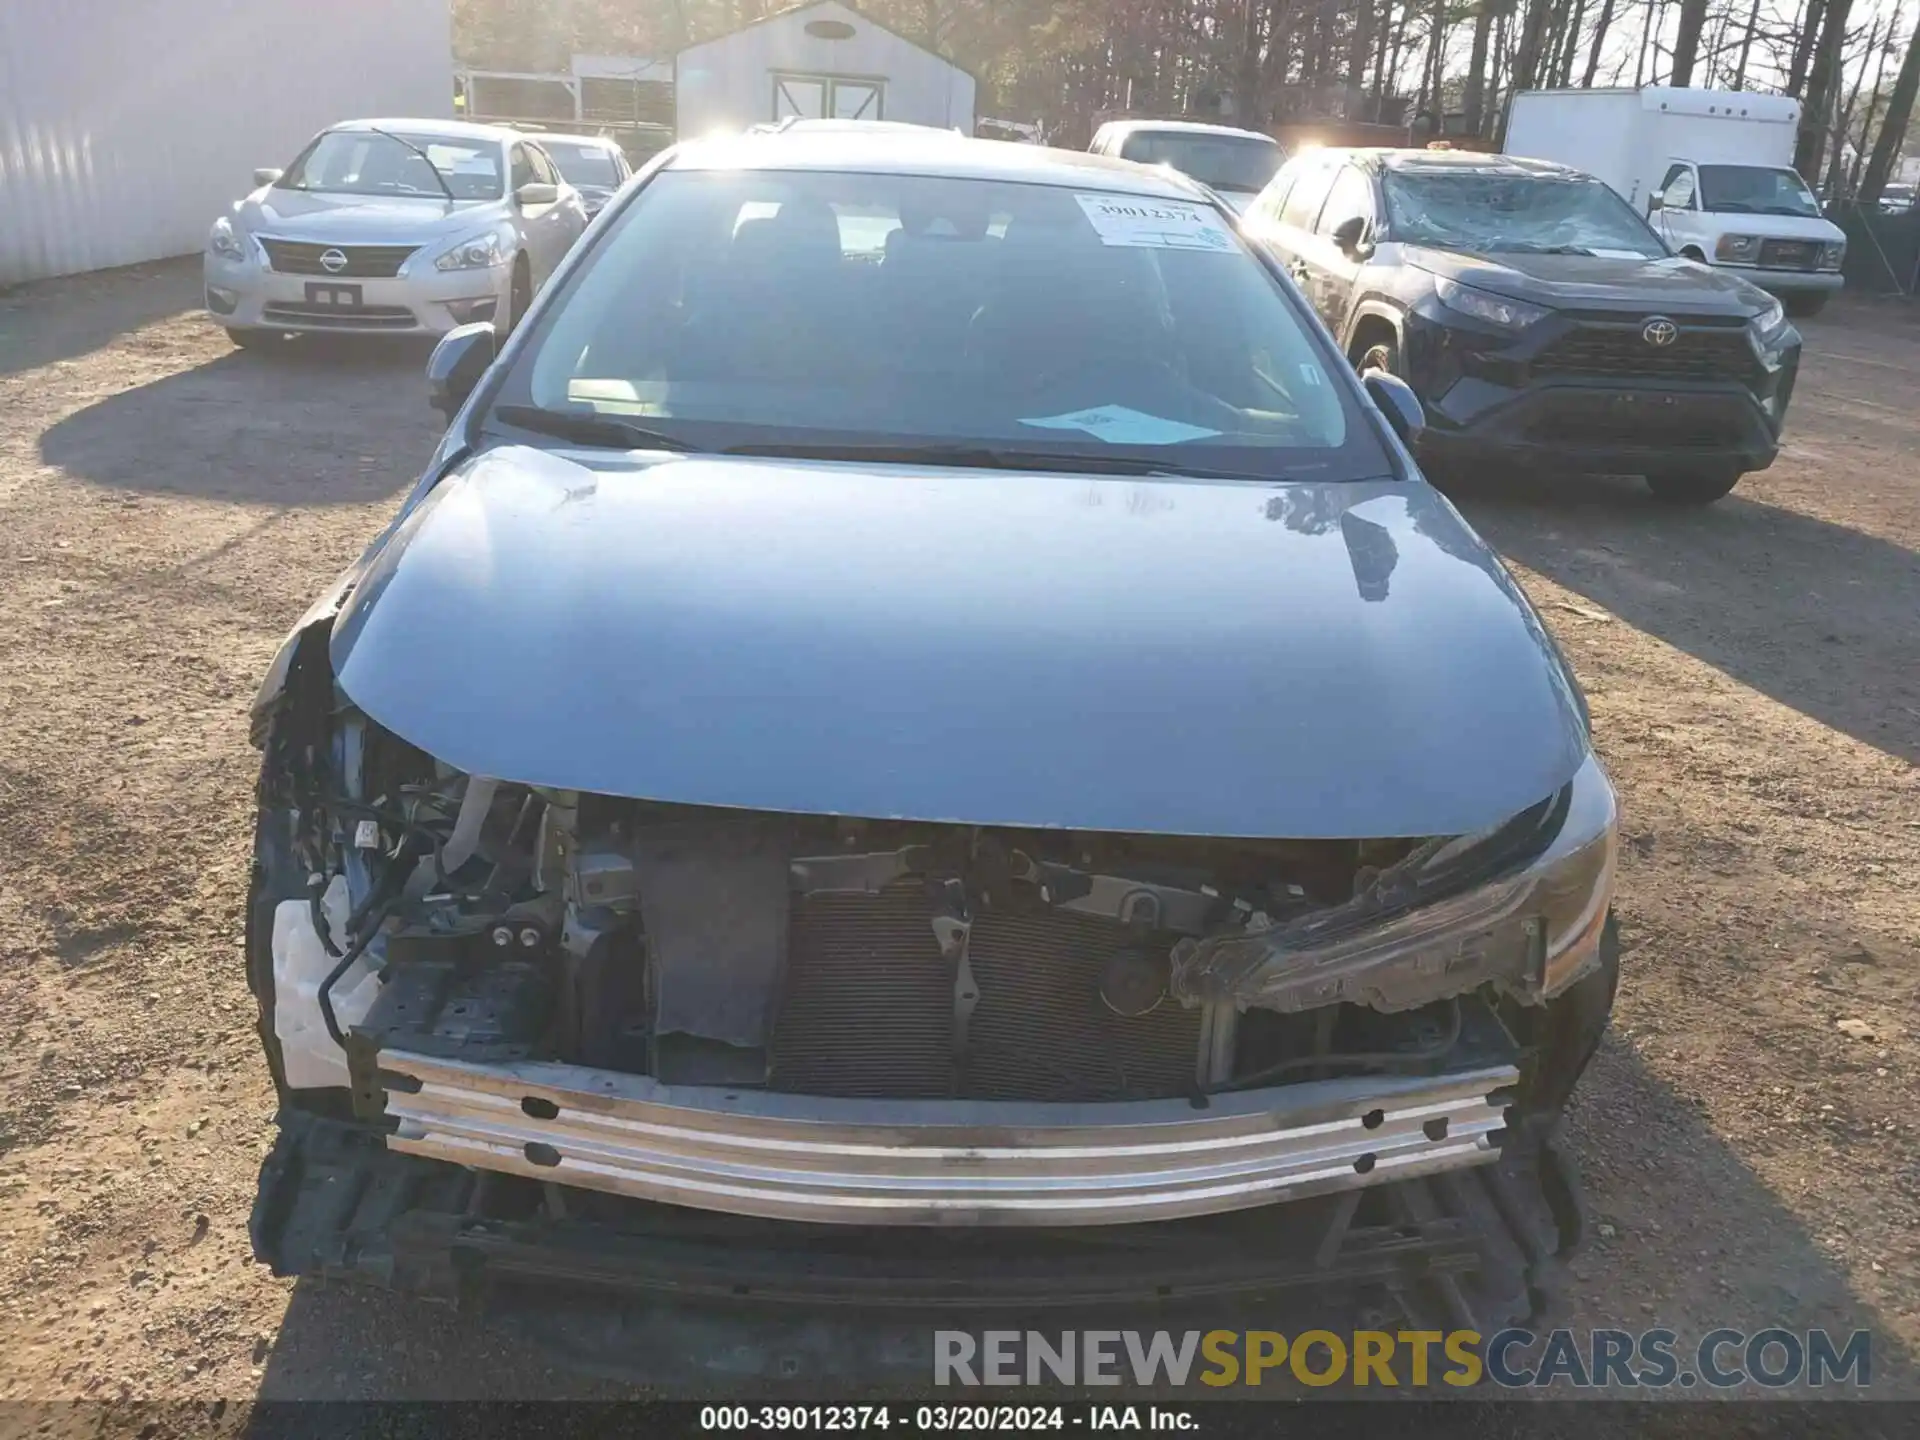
(1021, 405, 1222, 445)
(1076, 194, 1236, 251)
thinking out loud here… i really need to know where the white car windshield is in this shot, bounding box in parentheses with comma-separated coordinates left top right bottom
(504, 169, 1385, 481)
(1118, 133, 1283, 195)
(543, 141, 623, 187)
(1384, 170, 1666, 257)
(1696, 165, 1822, 217)
(280, 130, 504, 201)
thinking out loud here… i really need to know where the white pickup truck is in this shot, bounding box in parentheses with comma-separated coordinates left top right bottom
(1505, 86, 1845, 316)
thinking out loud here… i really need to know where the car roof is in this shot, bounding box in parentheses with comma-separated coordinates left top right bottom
(1098, 119, 1277, 144)
(331, 117, 521, 146)
(1305, 147, 1593, 181)
(526, 131, 623, 149)
(666, 131, 1216, 201)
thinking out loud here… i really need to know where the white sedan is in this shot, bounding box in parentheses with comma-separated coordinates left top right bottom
(204, 117, 588, 346)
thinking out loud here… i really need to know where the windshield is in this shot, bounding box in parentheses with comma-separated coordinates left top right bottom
(542, 141, 622, 188)
(1696, 164, 1821, 217)
(1382, 169, 1666, 257)
(1118, 133, 1283, 194)
(498, 169, 1384, 481)
(280, 130, 503, 200)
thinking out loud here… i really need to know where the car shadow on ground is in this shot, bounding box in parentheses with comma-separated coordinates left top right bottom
(0, 256, 210, 376)
(38, 335, 443, 506)
(239, 1040, 1912, 1408)
(1448, 471, 1920, 768)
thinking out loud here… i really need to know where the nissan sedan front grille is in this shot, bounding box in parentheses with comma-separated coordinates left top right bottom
(258, 240, 420, 277)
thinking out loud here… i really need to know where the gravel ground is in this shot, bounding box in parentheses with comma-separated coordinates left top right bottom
(0, 258, 1915, 1407)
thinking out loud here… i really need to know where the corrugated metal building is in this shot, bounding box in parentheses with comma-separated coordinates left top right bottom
(675, 1, 975, 138)
(1, 0, 452, 284)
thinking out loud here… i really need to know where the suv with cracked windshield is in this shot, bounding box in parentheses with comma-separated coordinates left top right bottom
(244, 129, 1620, 1385)
(1243, 148, 1801, 505)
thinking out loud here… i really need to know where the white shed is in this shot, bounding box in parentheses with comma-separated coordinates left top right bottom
(674, 1, 976, 138)
(0, 0, 452, 284)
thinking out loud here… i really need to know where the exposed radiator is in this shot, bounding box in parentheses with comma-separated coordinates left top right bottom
(769, 882, 1201, 1101)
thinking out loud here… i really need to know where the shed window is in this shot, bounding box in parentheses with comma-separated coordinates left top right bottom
(773, 73, 885, 121)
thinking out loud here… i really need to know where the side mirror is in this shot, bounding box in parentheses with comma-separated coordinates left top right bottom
(1363, 370, 1424, 448)
(516, 181, 560, 207)
(426, 323, 498, 418)
(1647, 190, 1665, 213)
(253, 167, 284, 187)
(1331, 215, 1370, 257)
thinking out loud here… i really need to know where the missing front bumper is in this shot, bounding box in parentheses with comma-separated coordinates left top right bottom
(251, 1107, 1583, 1386)
(371, 1048, 1517, 1226)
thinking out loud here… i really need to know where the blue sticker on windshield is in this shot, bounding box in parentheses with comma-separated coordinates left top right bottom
(1019, 406, 1222, 446)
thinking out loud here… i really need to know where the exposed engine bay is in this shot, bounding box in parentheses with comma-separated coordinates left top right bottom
(250, 679, 1616, 1227)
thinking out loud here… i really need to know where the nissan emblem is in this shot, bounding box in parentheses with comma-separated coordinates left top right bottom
(319, 248, 350, 274)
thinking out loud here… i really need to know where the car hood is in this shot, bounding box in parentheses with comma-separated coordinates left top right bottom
(236, 188, 501, 243)
(328, 447, 1589, 840)
(1693, 209, 1846, 241)
(1407, 246, 1769, 317)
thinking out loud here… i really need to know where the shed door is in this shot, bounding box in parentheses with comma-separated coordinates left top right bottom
(773, 73, 884, 121)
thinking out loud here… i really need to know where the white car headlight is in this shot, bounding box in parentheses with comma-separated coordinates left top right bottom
(435, 232, 508, 272)
(1170, 754, 1618, 1013)
(1752, 293, 1786, 335)
(1818, 241, 1845, 270)
(1434, 275, 1548, 330)
(1715, 233, 1763, 262)
(208, 217, 249, 263)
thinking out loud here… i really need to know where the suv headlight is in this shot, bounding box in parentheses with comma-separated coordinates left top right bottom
(1170, 754, 1618, 1013)
(1434, 275, 1548, 330)
(1715, 234, 1763, 262)
(435, 232, 508, 272)
(1818, 241, 1845, 270)
(1752, 293, 1785, 335)
(208, 216, 249, 263)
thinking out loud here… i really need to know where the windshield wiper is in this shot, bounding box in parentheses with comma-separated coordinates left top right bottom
(719, 441, 1251, 478)
(367, 126, 455, 204)
(493, 404, 699, 452)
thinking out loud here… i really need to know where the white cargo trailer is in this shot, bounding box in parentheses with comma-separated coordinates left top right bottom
(1505, 86, 1845, 314)
(1, 0, 453, 284)
(674, 1, 975, 138)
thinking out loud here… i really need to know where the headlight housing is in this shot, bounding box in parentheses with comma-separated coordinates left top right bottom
(435, 232, 508, 272)
(1715, 234, 1762, 263)
(208, 216, 249, 263)
(1433, 275, 1548, 330)
(1818, 241, 1845, 270)
(1751, 293, 1786, 335)
(1170, 755, 1618, 1013)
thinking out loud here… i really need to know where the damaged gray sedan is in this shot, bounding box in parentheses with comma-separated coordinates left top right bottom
(245, 130, 1619, 1383)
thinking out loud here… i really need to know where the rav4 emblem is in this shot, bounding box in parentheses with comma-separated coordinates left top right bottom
(1642, 317, 1679, 347)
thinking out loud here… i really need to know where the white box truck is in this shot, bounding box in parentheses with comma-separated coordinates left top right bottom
(1505, 86, 1845, 315)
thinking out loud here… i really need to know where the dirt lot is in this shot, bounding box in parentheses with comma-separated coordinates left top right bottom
(0, 258, 1916, 1406)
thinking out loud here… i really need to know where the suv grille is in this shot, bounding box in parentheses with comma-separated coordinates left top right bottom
(258, 240, 420, 277)
(1534, 325, 1757, 383)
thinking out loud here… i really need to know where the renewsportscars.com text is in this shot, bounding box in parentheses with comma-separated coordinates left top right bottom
(933, 1328, 1871, 1389)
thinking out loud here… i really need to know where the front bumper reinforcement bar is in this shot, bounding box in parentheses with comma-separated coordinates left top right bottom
(372, 1049, 1519, 1226)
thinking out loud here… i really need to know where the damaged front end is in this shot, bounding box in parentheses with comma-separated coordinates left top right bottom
(248, 628, 1613, 1219)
